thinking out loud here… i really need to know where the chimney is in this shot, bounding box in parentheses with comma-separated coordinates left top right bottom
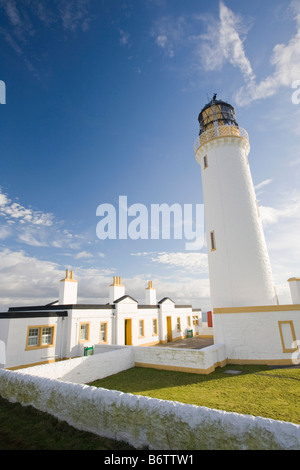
(145, 281, 156, 305)
(109, 276, 125, 303)
(288, 278, 300, 304)
(59, 269, 78, 304)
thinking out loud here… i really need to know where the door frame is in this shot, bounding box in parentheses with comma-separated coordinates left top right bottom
(166, 316, 172, 342)
(124, 318, 132, 345)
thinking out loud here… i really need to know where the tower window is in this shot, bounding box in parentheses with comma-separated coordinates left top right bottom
(203, 155, 208, 169)
(210, 231, 216, 251)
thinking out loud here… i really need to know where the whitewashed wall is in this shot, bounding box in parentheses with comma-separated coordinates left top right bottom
(67, 308, 113, 357)
(20, 344, 226, 382)
(0, 366, 300, 450)
(134, 344, 226, 374)
(136, 308, 160, 345)
(4, 316, 66, 370)
(17, 347, 134, 384)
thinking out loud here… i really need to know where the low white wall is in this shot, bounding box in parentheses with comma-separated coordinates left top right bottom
(19, 344, 226, 382)
(197, 326, 214, 337)
(19, 347, 134, 384)
(0, 367, 300, 450)
(134, 344, 226, 374)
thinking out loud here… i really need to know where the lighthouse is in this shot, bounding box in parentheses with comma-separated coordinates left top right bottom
(194, 95, 278, 309)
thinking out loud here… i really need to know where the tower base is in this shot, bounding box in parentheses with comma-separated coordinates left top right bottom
(213, 304, 300, 365)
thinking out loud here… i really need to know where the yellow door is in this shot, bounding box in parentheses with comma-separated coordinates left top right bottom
(125, 319, 132, 345)
(166, 316, 172, 342)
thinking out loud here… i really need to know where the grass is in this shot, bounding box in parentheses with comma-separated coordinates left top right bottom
(0, 396, 135, 450)
(88, 364, 300, 425)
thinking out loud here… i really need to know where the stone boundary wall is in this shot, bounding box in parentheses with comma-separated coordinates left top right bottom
(133, 344, 226, 374)
(0, 367, 300, 450)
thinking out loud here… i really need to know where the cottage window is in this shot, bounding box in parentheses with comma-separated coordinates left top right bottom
(79, 323, 90, 342)
(139, 320, 144, 337)
(152, 319, 158, 335)
(100, 322, 107, 343)
(26, 325, 55, 350)
(28, 328, 39, 346)
(41, 327, 53, 345)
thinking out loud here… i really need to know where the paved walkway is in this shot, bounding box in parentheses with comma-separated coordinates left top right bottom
(152, 337, 214, 350)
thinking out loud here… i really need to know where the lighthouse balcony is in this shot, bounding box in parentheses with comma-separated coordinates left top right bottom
(194, 125, 249, 153)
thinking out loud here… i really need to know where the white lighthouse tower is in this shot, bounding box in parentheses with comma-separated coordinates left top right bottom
(194, 95, 278, 309)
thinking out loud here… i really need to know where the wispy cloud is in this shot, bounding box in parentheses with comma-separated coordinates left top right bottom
(0, 0, 92, 73)
(75, 251, 93, 259)
(132, 251, 208, 273)
(198, 1, 255, 82)
(0, 247, 210, 311)
(234, 0, 300, 105)
(0, 187, 83, 250)
(0, 248, 61, 309)
(0, 189, 54, 226)
(57, 0, 91, 32)
(194, 1, 300, 106)
(0, 248, 113, 310)
(254, 179, 273, 197)
(254, 186, 300, 302)
(119, 28, 131, 47)
(259, 189, 300, 227)
(151, 15, 187, 58)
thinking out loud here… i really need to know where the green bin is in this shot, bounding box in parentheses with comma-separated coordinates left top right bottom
(84, 346, 94, 356)
(187, 329, 193, 338)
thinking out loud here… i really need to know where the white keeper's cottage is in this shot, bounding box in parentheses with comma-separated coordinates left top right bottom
(0, 270, 209, 370)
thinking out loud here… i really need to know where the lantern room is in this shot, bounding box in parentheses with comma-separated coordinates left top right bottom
(198, 94, 239, 136)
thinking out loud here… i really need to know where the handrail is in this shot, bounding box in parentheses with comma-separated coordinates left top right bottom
(194, 125, 249, 153)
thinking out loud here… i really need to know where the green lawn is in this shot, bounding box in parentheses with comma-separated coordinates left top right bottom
(88, 364, 300, 425)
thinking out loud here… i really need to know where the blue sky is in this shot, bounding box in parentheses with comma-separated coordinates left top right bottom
(0, 0, 300, 311)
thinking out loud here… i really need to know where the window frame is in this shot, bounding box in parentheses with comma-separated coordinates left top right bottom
(99, 322, 108, 344)
(278, 321, 298, 353)
(152, 318, 158, 336)
(25, 325, 56, 351)
(138, 319, 145, 338)
(79, 322, 90, 343)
